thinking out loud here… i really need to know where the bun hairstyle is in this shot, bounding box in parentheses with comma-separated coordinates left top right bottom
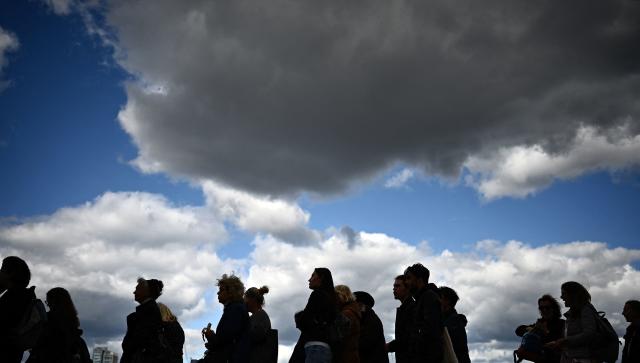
(245, 285, 269, 306)
(138, 278, 164, 300)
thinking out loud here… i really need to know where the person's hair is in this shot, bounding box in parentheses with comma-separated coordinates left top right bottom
(218, 274, 245, 302)
(561, 281, 591, 315)
(245, 286, 269, 306)
(46, 287, 80, 329)
(138, 277, 164, 300)
(404, 263, 430, 283)
(157, 302, 178, 322)
(335, 285, 355, 305)
(438, 286, 460, 308)
(314, 267, 335, 292)
(1, 256, 31, 288)
(626, 300, 640, 314)
(313, 267, 338, 310)
(538, 294, 562, 320)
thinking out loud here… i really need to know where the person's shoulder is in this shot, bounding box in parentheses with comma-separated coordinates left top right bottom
(451, 312, 468, 327)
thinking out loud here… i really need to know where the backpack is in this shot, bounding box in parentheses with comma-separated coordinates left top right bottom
(326, 312, 351, 346)
(591, 310, 620, 363)
(13, 297, 47, 350)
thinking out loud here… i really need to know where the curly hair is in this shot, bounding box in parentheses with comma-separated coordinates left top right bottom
(218, 274, 245, 302)
(335, 285, 356, 305)
(538, 294, 562, 320)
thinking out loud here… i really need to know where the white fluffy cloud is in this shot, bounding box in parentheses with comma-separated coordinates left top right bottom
(465, 125, 640, 200)
(0, 191, 236, 344)
(0, 26, 19, 92)
(202, 181, 321, 244)
(384, 168, 416, 189)
(244, 234, 640, 362)
(2, 190, 638, 362)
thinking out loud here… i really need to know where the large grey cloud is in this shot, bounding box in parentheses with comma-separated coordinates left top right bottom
(99, 0, 640, 196)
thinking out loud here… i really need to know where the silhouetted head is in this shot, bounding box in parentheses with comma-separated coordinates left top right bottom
(438, 286, 459, 313)
(560, 281, 590, 310)
(404, 263, 430, 292)
(46, 287, 80, 329)
(245, 285, 269, 313)
(309, 267, 335, 292)
(157, 302, 178, 322)
(538, 294, 562, 321)
(335, 285, 356, 306)
(393, 275, 411, 302)
(0, 256, 31, 291)
(134, 277, 164, 303)
(354, 291, 375, 309)
(217, 274, 245, 305)
(623, 300, 640, 323)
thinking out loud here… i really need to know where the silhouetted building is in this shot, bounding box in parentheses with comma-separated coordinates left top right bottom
(93, 347, 118, 363)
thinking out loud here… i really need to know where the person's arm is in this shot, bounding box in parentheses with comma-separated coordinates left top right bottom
(298, 290, 325, 331)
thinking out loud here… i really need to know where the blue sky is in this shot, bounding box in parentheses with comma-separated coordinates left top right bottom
(2, 1, 640, 362)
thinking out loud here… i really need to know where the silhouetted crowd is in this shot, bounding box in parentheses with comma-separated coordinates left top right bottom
(1, 256, 639, 363)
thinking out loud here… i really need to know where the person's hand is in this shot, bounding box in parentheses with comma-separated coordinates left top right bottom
(544, 338, 566, 350)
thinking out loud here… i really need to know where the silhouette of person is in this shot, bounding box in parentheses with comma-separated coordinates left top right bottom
(157, 302, 185, 363)
(121, 277, 165, 363)
(622, 300, 640, 363)
(334, 284, 361, 363)
(438, 286, 470, 363)
(244, 286, 275, 363)
(545, 281, 599, 363)
(0, 256, 35, 363)
(291, 267, 338, 363)
(27, 287, 91, 363)
(404, 263, 443, 363)
(386, 275, 415, 363)
(514, 294, 564, 363)
(203, 274, 250, 363)
(354, 291, 388, 363)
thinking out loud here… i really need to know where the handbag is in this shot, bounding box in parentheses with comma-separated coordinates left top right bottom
(441, 327, 459, 363)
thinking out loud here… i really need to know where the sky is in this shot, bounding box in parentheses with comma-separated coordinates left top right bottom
(1, 1, 640, 362)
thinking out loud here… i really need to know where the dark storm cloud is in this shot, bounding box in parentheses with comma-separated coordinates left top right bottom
(109, 0, 640, 195)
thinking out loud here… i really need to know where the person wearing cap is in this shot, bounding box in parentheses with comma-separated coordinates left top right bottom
(354, 291, 389, 363)
(404, 263, 443, 363)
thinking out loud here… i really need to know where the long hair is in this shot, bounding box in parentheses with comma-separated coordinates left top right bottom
(314, 267, 338, 310)
(314, 267, 335, 292)
(46, 287, 80, 329)
(561, 281, 591, 317)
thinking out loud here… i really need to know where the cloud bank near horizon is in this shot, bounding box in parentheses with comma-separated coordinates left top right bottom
(1, 188, 638, 362)
(67, 0, 639, 199)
